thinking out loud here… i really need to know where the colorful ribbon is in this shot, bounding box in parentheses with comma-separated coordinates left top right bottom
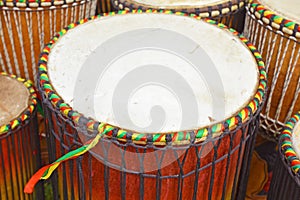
(24, 126, 108, 193)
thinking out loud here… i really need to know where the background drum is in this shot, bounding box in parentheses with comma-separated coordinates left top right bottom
(26, 11, 266, 199)
(243, 0, 300, 140)
(0, 72, 42, 199)
(112, 0, 248, 33)
(267, 112, 300, 200)
(0, 0, 97, 83)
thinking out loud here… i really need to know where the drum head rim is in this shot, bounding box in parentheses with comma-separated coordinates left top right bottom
(0, 0, 94, 8)
(113, 0, 246, 18)
(279, 112, 300, 180)
(0, 72, 38, 135)
(247, 1, 300, 39)
(38, 10, 267, 146)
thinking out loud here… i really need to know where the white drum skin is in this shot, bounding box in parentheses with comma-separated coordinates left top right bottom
(0, 75, 29, 126)
(47, 13, 259, 133)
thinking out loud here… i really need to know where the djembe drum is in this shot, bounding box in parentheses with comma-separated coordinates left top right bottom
(112, 0, 248, 32)
(25, 11, 266, 200)
(0, 0, 97, 83)
(267, 112, 300, 200)
(0, 72, 42, 199)
(243, 0, 300, 140)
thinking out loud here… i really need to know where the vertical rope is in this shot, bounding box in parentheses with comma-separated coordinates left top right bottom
(0, 12, 7, 72)
(71, 3, 76, 22)
(25, 10, 36, 81)
(0, 138, 9, 199)
(37, 8, 44, 62)
(285, 76, 300, 123)
(10, 131, 21, 200)
(247, 16, 255, 44)
(251, 17, 260, 46)
(53, 7, 57, 36)
(14, 9, 30, 80)
(273, 38, 291, 120)
(243, 13, 250, 36)
(79, 2, 84, 20)
(64, 5, 69, 28)
(0, 54, 5, 73)
(91, 0, 97, 16)
(257, 20, 265, 51)
(60, 6, 64, 30)
(7, 136, 15, 198)
(2, 10, 20, 76)
(275, 40, 297, 120)
(264, 30, 274, 73)
(49, 7, 53, 38)
(264, 33, 280, 117)
(258, 24, 269, 60)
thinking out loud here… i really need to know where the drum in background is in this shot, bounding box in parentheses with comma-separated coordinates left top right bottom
(0, 0, 97, 83)
(267, 112, 300, 200)
(33, 11, 266, 200)
(0, 72, 42, 199)
(112, 0, 248, 32)
(243, 0, 300, 140)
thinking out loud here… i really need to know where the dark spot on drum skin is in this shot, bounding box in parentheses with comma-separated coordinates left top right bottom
(189, 44, 200, 54)
(241, 89, 247, 96)
(208, 116, 216, 122)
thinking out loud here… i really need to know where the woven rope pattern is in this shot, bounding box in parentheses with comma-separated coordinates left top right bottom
(280, 112, 300, 175)
(112, 0, 246, 18)
(248, 0, 300, 38)
(0, 0, 92, 7)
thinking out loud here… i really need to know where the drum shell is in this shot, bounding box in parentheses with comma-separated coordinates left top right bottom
(0, 1, 97, 82)
(111, 0, 247, 33)
(244, 6, 300, 140)
(0, 109, 43, 200)
(40, 84, 260, 200)
(267, 140, 300, 200)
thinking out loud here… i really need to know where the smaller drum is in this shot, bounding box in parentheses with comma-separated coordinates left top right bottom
(112, 0, 248, 32)
(267, 112, 300, 200)
(0, 72, 42, 199)
(244, 0, 300, 140)
(0, 0, 97, 82)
